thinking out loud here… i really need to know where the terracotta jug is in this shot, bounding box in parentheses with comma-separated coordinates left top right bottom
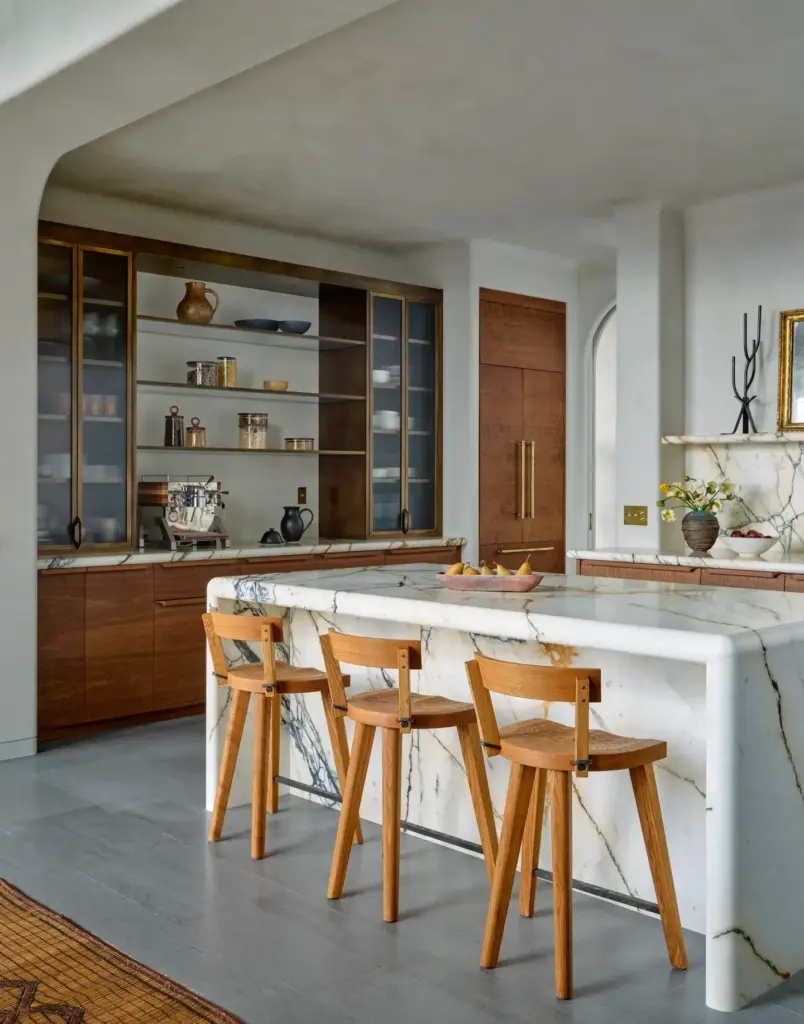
(176, 281, 220, 325)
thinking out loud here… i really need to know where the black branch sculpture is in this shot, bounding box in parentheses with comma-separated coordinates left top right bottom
(730, 305, 762, 434)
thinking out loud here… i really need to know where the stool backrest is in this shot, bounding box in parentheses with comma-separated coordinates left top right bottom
(320, 631, 422, 733)
(465, 655, 602, 777)
(202, 611, 284, 689)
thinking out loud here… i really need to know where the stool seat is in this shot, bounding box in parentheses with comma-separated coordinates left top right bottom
(500, 718, 666, 772)
(227, 661, 331, 694)
(347, 688, 476, 730)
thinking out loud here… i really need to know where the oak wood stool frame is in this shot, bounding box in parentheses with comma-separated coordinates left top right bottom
(466, 654, 687, 1000)
(321, 631, 498, 923)
(204, 611, 362, 859)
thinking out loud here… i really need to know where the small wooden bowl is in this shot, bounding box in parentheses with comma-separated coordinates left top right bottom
(438, 572, 543, 592)
(263, 380, 289, 391)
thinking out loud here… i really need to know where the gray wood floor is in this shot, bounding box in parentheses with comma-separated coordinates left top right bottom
(0, 716, 799, 1023)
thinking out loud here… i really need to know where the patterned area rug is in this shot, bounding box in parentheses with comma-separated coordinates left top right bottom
(0, 880, 244, 1022)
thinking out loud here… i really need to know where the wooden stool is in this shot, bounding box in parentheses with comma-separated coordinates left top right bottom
(466, 654, 687, 999)
(321, 632, 498, 922)
(204, 611, 362, 860)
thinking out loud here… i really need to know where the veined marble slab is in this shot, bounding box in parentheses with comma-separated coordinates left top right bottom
(569, 547, 804, 574)
(37, 536, 464, 571)
(206, 564, 804, 1011)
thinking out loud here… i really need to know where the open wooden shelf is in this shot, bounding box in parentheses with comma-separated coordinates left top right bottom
(138, 445, 366, 456)
(137, 315, 366, 352)
(137, 380, 365, 404)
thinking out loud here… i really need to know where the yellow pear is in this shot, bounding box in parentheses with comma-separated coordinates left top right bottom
(495, 563, 514, 576)
(480, 562, 495, 575)
(444, 562, 464, 576)
(516, 557, 533, 576)
(462, 565, 481, 575)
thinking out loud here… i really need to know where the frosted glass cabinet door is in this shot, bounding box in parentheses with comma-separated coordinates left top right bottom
(79, 248, 131, 547)
(406, 301, 437, 532)
(38, 242, 75, 548)
(371, 295, 404, 533)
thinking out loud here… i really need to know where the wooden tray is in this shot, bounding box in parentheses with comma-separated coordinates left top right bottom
(437, 572, 543, 592)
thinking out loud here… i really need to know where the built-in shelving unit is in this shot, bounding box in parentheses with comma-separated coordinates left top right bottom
(137, 445, 365, 456)
(138, 315, 366, 352)
(137, 380, 365, 404)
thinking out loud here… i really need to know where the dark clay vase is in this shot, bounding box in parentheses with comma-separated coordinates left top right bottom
(280, 505, 314, 543)
(681, 510, 719, 554)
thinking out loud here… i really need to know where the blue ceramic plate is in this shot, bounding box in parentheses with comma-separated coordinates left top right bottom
(234, 318, 279, 331)
(279, 320, 312, 334)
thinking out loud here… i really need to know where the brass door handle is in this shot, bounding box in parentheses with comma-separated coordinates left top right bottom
(515, 441, 525, 519)
(528, 441, 535, 519)
(499, 546, 555, 554)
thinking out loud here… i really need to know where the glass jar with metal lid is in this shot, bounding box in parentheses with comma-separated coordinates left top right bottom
(185, 416, 207, 448)
(186, 360, 217, 387)
(238, 412, 269, 450)
(217, 356, 237, 388)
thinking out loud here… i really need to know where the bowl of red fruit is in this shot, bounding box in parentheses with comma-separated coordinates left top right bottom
(723, 528, 776, 558)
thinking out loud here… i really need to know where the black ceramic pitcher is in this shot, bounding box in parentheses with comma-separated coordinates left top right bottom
(280, 505, 314, 542)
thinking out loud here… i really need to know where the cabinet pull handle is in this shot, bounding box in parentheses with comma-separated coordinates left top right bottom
(528, 441, 536, 519)
(87, 563, 151, 572)
(402, 508, 411, 534)
(515, 442, 525, 519)
(500, 546, 555, 554)
(155, 597, 207, 607)
(158, 559, 241, 569)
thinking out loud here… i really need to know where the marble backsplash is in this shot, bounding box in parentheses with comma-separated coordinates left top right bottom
(684, 440, 804, 552)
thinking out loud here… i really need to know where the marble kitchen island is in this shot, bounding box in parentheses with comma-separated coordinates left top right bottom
(205, 563, 804, 1012)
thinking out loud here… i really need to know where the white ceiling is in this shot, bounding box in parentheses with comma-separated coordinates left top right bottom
(51, 0, 804, 255)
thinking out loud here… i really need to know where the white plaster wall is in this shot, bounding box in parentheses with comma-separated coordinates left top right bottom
(594, 313, 618, 548)
(685, 180, 804, 434)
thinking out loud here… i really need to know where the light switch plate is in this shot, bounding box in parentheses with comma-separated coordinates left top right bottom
(624, 505, 648, 526)
(298, 486, 307, 504)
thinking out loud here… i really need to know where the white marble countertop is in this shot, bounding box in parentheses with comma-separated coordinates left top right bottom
(38, 536, 463, 571)
(211, 563, 804, 661)
(569, 546, 804, 575)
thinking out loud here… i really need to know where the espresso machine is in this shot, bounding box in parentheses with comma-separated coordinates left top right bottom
(137, 474, 229, 550)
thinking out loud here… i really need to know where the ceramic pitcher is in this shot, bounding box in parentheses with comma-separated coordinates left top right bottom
(176, 281, 220, 325)
(280, 506, 314, 542)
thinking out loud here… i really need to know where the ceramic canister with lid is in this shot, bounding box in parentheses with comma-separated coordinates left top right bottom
(164, 405, 185, 447)
(185, 416, 207, 448)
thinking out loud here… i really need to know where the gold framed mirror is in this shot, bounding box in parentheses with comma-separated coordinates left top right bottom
(777, 309, 804, 430)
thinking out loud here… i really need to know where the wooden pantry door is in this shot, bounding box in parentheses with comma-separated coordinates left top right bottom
(479, 288, 566, 574)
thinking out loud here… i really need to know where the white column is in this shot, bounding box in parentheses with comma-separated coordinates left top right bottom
(615, 203, 685, 550)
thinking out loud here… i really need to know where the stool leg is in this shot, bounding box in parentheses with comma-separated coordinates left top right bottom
(251, 692, 270, 860)
(480, 762, 536, 968)
(382, 727, 403, 923)
(551, 770, 573, 999)
(266, 691, 281, 814)
(208, 689, 250, 842)
(519, 767, 547, 917)
(630, 764, 688, 970)
(320, 690, 363, 845)
(457, 721, 498, 883)
(328, 722, 375, 900)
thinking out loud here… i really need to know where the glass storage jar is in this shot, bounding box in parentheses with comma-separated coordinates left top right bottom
(239, 412, 269, 450)
(185, 416, 206, 448)
(186, 360, 217, 387)
(217, 356, 237, 388)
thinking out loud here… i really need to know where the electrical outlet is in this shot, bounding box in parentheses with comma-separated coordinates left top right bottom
(623, 505, 648, 526)
(297, 486, 307, 504)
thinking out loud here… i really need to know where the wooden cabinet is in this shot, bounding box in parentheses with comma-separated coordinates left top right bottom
(384, 544, 461, 565)
(154, 597, 207, 711)
(38, 571, 86, 731)
(85, 566, 154, 722)
(153, 560, 243, 602)
(479, 288, 565, 572)
(700, 568, 784, 591)
(784, 574, 804, 592)
(578, 560, 702, 585)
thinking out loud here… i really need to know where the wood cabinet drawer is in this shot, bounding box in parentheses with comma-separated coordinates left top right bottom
(700, 568, 785, 591)
(242, 556, 318, 574)
(383, 545, 461, 566)
(318, 550, 384, 568)
(784, 574, 804, 593)
(154, 597, 207, 711)
(482, 542, 564, 575)
(153, 559, 244, 601)
(579, 561, 702, 585)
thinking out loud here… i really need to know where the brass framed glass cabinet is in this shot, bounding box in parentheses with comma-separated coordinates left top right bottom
(38, 237, 134, 551)
(369, 293, 440, 536)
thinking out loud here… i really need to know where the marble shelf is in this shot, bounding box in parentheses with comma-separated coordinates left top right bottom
(662, 432, 804, 444)
(206, 563, 804, 1012)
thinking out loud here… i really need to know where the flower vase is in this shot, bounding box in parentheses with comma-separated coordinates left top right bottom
(681, 510, 719, 554)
